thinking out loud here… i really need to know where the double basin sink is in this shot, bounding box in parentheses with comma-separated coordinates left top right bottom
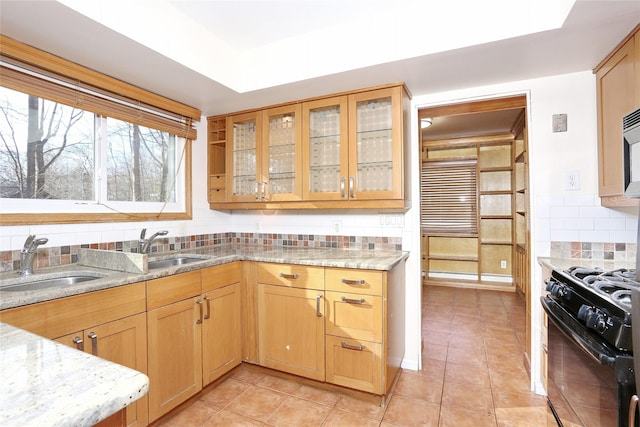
(0, 255, 206, 293)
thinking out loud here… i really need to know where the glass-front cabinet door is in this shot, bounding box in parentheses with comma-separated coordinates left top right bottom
(261, 105, 302, 201)
(226, 112, 261, 202)
(348, 86, 403, 200)
(302, 96, 349, 200)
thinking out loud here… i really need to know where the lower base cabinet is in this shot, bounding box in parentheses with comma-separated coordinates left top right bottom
(257, 283, 325, 381)
(254, 261, 405, 397)
(147, 297, 202, 422)
(56, 313, 148, 427)
(146, 263, 242, 422)
(325, 335, 383, 394)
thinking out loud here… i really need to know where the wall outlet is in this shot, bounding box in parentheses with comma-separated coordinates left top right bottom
(500, 260, 507, 269)
(332, 221, 342, 233)
(564, 170, 581, 190)
(254, 221, 260, 232)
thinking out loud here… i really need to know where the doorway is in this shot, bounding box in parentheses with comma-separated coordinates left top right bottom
(418, 95, 532, 365)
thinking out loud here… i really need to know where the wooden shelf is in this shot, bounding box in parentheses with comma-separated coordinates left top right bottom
(427, 255, 478, 262)
(480, 166, 512, 172)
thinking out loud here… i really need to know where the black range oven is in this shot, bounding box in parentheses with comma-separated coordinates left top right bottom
(542, 267, 637, 427)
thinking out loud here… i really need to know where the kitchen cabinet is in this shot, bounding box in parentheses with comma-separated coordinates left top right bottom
(226, 111, 262, 202)
(302, 95, 349, 201)
(201, 263, 242, 385)
(146, 263, 242, 422)
(595, 24, 640, 206)
(146, 271, 202, 422)
(56, 314, 148, 427)
(0, 283, 148, 427)
(254, 261, 405, 397)
(208, 83, 410, 210)
(325, 268, 384, 394)
(257, 263, 325, 381)
(225, 106, 302, 202)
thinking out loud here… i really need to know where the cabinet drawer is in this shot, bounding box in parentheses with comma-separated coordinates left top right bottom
(0, 282, 146, 339)
(209, 188, 226, 201)
(325, 335, 383, 394)
(209, 175, 225, 190)
(325, 291, 383, 342)
(257, 262, 324, 289)
(325, 268, 383, 295)
(147, 270, 201, 310)
(202, 261, 241, 293)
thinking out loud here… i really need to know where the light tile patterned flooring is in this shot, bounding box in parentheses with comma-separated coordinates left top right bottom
(157, 285, 548, 426)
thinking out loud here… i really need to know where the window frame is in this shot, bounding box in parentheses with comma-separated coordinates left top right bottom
(0, 35, 199, 225)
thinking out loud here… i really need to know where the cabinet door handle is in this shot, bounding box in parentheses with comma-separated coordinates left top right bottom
(262, 181, 267, 200)
(279, 272, 300, 280)
(340, 177, 346, 198)
(72, 336, 84, 352)
(204, 295, 211, 320)
(630, 395, 639, 427)
(349, 176, 355, 198)
(341, 278, 366, 286)
(87, 332, 98, 356)
(341, 341, 365, 351)
(316, 294, 323, 317)
(196, 299, 203, 324)
(255, 182, 260, 200)
(341, 296, 366, 304)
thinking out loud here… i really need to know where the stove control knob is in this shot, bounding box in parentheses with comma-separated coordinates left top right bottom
(545, 280, 568, 299)
(579, 305, 608, 333)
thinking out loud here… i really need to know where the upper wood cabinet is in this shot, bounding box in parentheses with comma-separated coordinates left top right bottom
(595, 25, 640, 206)
(208, 83, 410, 210)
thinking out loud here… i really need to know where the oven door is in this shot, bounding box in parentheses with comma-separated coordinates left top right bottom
(542, 296, 634, 427)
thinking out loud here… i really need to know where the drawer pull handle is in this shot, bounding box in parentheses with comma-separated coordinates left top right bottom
(279, 272, 300, 280)
(204, 295, 211, 320)
(341, 341, 365, 351)
(196, 299, 203, 324)
(341, 278, 365, 285)
(72, 336, 84, 352)
(316, 294, 323, 317)
(341, 296, 366, 304)
(87, 332, 98, 356)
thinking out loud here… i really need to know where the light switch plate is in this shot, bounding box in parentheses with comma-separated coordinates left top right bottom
(553, 114, 567, 132)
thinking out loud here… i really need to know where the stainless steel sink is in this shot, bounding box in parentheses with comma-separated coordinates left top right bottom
(147, 256, 205, 270)
(1, 274, 103, 292)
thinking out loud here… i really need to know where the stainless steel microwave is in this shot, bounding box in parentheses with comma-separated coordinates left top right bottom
(624, 106, 640, 198)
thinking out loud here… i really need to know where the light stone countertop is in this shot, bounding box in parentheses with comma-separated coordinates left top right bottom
(0, 322, 149, 427)
(538, 257, 636, 274)
(0, 244, 409, 310)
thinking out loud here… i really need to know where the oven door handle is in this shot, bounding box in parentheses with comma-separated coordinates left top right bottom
(541, 296, 617, 367)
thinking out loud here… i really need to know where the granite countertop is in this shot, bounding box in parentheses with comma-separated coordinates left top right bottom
(0, 322, 149, 427)
(0, 245, 409, 310)
(538, 257, 636, 273)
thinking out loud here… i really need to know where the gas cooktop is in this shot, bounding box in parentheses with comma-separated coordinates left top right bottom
(546, 267, 637, 352)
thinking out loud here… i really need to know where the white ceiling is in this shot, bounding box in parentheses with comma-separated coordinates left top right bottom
(0, 0, 639, 117)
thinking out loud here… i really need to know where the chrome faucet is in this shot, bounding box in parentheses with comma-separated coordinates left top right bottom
(19, 235, 49, 275)
(138, 228, 168, 254)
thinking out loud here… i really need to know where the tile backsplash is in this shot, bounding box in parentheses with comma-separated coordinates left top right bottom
(0, 232, 402, 273)
(550, 241, 636, 262)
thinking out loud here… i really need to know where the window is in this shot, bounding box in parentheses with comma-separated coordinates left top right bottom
(0, 35, 200, 224)
(421, 159, 478, 234)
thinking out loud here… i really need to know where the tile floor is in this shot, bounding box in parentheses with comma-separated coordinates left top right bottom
(157, 285, 548, 426)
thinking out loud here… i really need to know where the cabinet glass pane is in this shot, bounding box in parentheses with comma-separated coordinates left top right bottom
(232, 120, 256, 196)
(355, 97, 393, 192)
(308, 105, 341, 192)
(268, 113, 295, 194)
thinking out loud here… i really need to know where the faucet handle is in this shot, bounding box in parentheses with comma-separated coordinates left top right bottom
(140, 228, 147, 240)
(22, 235, 35, 252)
